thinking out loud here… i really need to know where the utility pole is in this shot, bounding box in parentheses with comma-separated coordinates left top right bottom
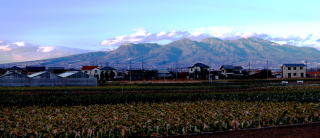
(141, 56, 144, 70)
(249, 61, 251, 74)
(306, 59, 308, 73)
(129, 59, 132, 82)
(175, 61, 178, 80)
(266, 60, 269, 79)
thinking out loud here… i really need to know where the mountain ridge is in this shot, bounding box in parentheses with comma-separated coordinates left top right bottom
(2, 37, 319, 69)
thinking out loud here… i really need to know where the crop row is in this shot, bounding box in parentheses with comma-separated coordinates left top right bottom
(1, 90, 320, 107)
(1, 101, 319, 137)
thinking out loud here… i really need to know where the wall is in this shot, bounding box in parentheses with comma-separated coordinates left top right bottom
(282, 66, 306, 78)
(0, 78, 97, 87)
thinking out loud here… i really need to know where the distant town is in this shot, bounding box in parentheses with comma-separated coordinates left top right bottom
(0, 62, 319, 87)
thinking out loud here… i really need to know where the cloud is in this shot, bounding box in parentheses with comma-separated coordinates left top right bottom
(37, 46, 55, 53)
(12, 42, 25, 47)
(101, 28, 189, 49)
(0, 45, 12, 51)
(100, 27, 320, 49)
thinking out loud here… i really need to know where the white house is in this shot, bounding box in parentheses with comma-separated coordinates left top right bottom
(81, 66, 101, 79)
(188, 63, 210, 73)
(188, 63, 210, 80)
(282, 64, 306, 78)
(220, 65, 243, 78)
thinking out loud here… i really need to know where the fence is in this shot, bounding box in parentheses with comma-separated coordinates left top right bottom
(0, 78, 97, 86)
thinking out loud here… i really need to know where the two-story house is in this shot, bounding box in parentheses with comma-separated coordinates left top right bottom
(81, 66, 101, 79)
(282, 64, 306, 78)
(220, 65, 243, 78)
(188, 63, 210, 80)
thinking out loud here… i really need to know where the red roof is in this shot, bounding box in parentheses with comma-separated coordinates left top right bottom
(81, 66, 99, 70)
(307, 72, 320, 75)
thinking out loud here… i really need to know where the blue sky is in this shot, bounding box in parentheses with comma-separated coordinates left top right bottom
(1, 0, 320, 50)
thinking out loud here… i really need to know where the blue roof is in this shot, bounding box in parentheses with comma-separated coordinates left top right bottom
(283, 64, 306, 67)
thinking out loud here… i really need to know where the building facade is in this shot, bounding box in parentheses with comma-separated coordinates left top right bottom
(188, 63, 210, 80)
(81, 66, 101, 79)
(220, 65, 243, 78)
(282, 64, 306, 78)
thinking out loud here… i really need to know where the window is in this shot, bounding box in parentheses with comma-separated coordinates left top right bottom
(300, 67, 303, 70)
(293, 73, 297, 76)
(293, 67, 296, 70)
(288, 73, 291, 78)
(95, 70, 98, 73)
(301, 73, 304, 77)
(288, 67, 291, 70)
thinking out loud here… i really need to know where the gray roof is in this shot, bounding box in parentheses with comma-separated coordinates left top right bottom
(221, 65, 243, 70)
(100, 66, 116, 70)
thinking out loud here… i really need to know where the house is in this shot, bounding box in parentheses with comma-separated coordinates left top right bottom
(220, 65, 243, 78)
(125, 69, 157, 80)
(48, 67, 65, 73)
(27, 71, 59, 79)
(81, 66, 100, 79)
(282, 64, 306, 78)
(188, 63, 210, 80)
(58, 71, 91, 78)
(158, 70, 174, 79)
(0, 71, 27, 79)
(7, 66, 26, 74)
(100, 66, 117, 81)
(26, 66, 46, 73)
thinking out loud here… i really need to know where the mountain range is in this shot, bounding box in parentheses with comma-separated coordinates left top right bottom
(2, 37, 320, 69)
(0, 41, 90, 64)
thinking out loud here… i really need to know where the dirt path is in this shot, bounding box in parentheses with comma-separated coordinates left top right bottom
(167, 123, 320, 138)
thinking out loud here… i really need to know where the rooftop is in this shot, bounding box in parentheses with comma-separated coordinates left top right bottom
(221, 65, 243, 70)
(81, 66, 99, 70)
(283, 64, 306, 67)
(27, 71, 47, 78)
(189, 63, 210, 68)
(100, 66, 116, 70)
(58, 71, 79, 78)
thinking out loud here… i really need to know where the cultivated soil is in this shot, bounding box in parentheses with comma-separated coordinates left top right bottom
(167, 123, 320, 138)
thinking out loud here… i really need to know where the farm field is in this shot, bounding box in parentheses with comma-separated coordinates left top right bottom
(1, 81, 320, 137)
(1, 101, 320, 137)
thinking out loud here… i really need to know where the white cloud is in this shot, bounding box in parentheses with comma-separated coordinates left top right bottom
(12, 42, 25, 47)
(0, 45, 12, 51)
(37, 46, 54, 53)
(100, 27, 320, 49)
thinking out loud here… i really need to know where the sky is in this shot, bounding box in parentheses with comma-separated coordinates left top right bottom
(1, 0, 320, 51)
